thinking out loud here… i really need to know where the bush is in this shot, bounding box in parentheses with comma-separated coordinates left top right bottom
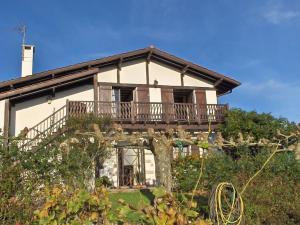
(95, 176, 113, 188)
(220, 108, 297, 141)
(172, 150, 300, 224)
(0, 115, 113, 224)
(33, 186, 111, 225)
(117, 187, 212, 225)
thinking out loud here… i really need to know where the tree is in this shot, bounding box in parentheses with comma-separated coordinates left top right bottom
(220, 108, 298, 141)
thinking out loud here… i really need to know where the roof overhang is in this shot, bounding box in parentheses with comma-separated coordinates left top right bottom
(0, 47, 240, 100)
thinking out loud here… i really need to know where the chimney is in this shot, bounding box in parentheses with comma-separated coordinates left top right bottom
(21, 44, 35, 77)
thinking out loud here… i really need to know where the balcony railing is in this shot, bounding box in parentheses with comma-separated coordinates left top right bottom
(68, 101, 228, 124)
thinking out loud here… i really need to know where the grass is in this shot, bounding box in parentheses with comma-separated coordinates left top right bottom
(109, 189, 154, 223)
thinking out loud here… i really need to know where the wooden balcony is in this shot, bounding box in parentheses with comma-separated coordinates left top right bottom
(68, 101, 228, 129)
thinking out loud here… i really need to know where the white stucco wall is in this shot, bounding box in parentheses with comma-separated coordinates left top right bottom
(100, 148, 156, 187)
(98, 66, 118, 83)
(97, 59, 215, 90)
(100, 149, 118, 187)
(120, 61, 147, 84)
(149, 88, 162, 103)
(0, 100, 5, 135)
(184, 73, 214, 88)
(10, 85, 93, 136)
(149, 61, 181, 86)
(144, 149, 156, 185)
(205, 90, 218, 104)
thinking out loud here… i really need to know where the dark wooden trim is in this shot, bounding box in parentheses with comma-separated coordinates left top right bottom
(182, 65, 189, 74)
(0, 48, 148, 89)
(146, 60, 150, 85)
(0, 68, 99, 100)
(0, 47, 240, 97)
(3, 99, 10, 147)
(117, 58, 123, 84)
(9, 76, 93, 101)
(147, 50, 153, 61)
(180, 65, 189, 87)
(118, 123, 219, 131)
(117, 68, 120, 84)
(68, 101, 227, 131)
(93, 74, 99, 114)
(93, 74, 99, 101)
(99, 82, 216, 91)
(214, 78, 223, 87)
(180, 73, 184, 86)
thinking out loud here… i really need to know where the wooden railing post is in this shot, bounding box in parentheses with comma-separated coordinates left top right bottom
(93, 74, 99, 116)
(165, 103, 170, 124)
(197, 104, 202, 125)
(131, 101, 135, 124)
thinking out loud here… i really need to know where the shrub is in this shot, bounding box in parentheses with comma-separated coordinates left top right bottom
(0, 115, 113, 224)
(33, 186, 111, 225)
(118, 187, 212, 225)
(172, 150, 300, 224)
(95, 176, 113, 188)
(220, 108, 297, 141)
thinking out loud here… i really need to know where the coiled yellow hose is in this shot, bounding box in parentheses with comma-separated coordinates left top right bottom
(209, 143, 281, 225)
(209, 182, 244, 225)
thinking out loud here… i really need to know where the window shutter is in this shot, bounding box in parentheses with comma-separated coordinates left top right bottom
(161, 88, 174, 123)
(136, 87, 150, 121)
(99, 86, 112, 101)
(136, 87, 150, 102)
(194, 90, 206, 104)
(161, 88, 174, 103)
(194, 90, 207, 123)
(99, 86, 112, 115)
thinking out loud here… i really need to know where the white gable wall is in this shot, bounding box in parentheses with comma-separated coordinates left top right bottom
(98, 66, 118, 83)
(97, 59, 215, 89)
(149, 61, 181, 86)
(10, 85, 93, 136)
(120, 60, 147, 84)
(184, 73, 214, 88)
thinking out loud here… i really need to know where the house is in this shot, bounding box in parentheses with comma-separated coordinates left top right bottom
(0, 46, 240, 187)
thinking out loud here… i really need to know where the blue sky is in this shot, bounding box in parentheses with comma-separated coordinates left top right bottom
(0, 0, 299, 122)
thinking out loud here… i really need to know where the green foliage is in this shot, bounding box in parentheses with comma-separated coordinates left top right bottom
(197, 141, 209, 149)
(34, 186, 111, 225)
(235, 150, 300, 225)
(173, 154, 235, 192)
(109, 190, 154, 223)
(66, 114, 112, 132)
(0, 141, 35, 224)
(173, 150, 300, 225)
(220, 108, 297, 141)
(0, 115, 112, 224)
(95, 176, 113, 188)
(117, 187, 212, 225)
